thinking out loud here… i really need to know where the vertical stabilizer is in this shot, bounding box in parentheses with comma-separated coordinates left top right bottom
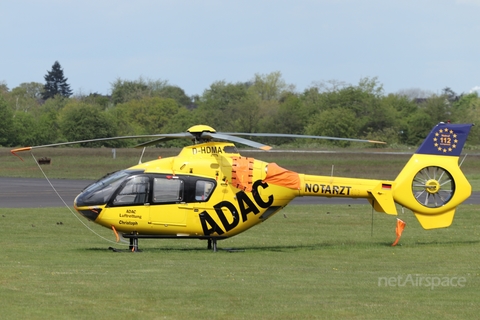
(415, 122, 472, 156)
(393, 122, 473, 229)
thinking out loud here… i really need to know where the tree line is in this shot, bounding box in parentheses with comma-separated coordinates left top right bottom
(1, 62, 480, 149)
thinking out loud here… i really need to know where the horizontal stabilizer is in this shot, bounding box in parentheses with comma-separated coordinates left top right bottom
(368, 183, 397, 215)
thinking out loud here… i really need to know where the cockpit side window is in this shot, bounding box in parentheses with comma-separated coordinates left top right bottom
(153, 177, 184, 203)
(112, 176, 150, 206)
(76, 170, 141, 207)
(195, 180, 214, 201)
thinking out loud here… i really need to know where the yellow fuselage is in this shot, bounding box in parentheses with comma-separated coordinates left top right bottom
(74, 141, 471, 237)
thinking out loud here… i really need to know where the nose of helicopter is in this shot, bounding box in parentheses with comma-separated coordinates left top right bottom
(74, 204, 102, 221)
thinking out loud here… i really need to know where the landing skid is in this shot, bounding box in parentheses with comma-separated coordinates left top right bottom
(112, 233, 227, 252)
(107, 235, 142, 252)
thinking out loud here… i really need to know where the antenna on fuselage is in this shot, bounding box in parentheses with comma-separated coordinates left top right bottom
(138, 147, 146, 164)
(459, 154, 468, 167)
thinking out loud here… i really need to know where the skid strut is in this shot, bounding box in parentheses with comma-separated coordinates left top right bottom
(129, 234, 139, 252)
(207, 238, 218, 252)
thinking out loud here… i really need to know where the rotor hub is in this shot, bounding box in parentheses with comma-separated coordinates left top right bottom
(425, 179, 440, 194)
(187, 125, 217, 144)
(187, 125, 216, 134)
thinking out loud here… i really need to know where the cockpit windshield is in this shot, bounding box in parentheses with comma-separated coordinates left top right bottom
(75, 170, 143, 206)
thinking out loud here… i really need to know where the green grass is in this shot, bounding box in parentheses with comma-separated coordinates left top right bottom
(1, 204, 479, 319)
(1, 146, 479, 318)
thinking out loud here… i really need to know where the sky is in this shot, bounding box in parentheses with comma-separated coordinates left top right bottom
(1, 0, 479, 97)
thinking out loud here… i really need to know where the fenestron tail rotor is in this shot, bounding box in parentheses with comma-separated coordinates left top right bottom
(412, 166, 455, 208)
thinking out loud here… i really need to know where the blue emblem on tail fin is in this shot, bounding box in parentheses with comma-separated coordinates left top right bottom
(416, 123, 473, 156)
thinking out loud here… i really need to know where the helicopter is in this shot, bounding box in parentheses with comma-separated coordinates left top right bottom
(11, 122, 473, 252)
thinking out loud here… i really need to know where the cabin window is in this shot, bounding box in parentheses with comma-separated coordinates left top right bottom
(112, 176, 150, 205)
(195, 180, 214, 201)
(78, 170, 133, 206)
(153, 177, 184, 203)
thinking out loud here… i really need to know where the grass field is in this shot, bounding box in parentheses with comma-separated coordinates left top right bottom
(1, 147, 480, 319)
(1, 204, 479, 319)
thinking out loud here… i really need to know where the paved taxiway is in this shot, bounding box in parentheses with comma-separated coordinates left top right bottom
(1, 177, 479, 208)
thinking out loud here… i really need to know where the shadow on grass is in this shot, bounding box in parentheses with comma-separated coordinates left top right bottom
(412, 239, 480, 246)
(75, 242, 440, 253)
(80, 238, 480, 253)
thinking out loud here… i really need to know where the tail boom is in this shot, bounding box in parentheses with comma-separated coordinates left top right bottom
(299, 174, 397, 215)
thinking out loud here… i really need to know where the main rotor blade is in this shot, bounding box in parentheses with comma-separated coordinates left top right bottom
(134, 137, 169, 148)
(10, 133, 195, 154)
(203, 132, 272, 150)
(133, 133, 196, 148)
(219, 132, 386, 144)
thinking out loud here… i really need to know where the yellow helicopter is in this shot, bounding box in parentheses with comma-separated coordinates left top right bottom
(11, 123, 473, 252)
